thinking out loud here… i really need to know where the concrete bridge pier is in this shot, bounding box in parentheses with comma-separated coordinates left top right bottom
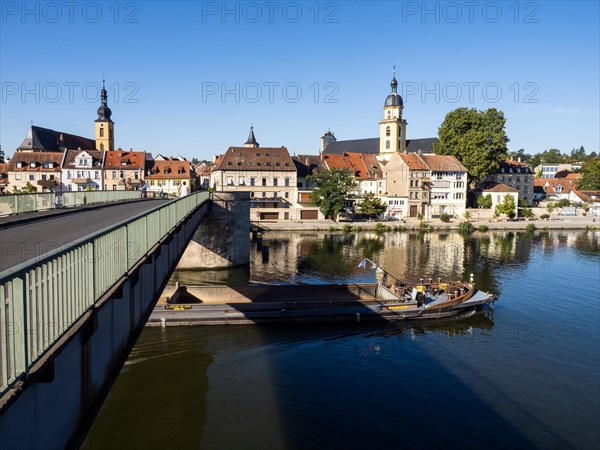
(176, 192, 250, 269)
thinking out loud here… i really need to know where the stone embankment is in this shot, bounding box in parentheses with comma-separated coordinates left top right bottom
(253, 215, 598, 232)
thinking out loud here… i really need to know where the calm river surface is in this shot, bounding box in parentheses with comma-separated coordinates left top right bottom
(82, 230, 599, 450)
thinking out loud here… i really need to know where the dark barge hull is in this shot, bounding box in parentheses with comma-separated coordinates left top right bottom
(148, 284, 496, 326)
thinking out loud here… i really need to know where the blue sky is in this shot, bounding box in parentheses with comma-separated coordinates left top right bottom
(1, 1, 598, 161)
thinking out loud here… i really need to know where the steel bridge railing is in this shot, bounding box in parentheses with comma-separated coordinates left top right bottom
(0, 191, 210, 395)
(0, 190, 144, 217)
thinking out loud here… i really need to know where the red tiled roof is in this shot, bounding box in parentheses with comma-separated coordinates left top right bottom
(8, 152, 62, 172)
(103, 150, 146, 169)
(421, 155, 467, 172)
(146, 159, 192, 179)
(399, 153, 429, 171)
(534, 178, 576, 194)
(483, 183, 518, 193)
(214, 147, 295, 172)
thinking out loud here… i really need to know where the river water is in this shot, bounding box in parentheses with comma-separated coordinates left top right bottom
(82, 230, 599, 450)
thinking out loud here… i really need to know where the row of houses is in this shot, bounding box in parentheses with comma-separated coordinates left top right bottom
(0, 148, 195, 196)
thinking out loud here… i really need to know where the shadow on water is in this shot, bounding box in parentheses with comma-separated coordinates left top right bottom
(82, 230, 599, 449)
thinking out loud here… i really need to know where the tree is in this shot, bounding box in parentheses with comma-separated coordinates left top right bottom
(307, 168, 356, 220)
(20, 181, 38, 193)
(507, 148, 531, 163)
(433, 107, 509, 183)
(577, 158, 600, 190)
(477, 193, 492, 209)
(357, 193, 386, 220)
(495, 194, 516, 217)
(568, 146, 587, 163)
(530, 148, 565, 168)
(0, 145, 5, 163)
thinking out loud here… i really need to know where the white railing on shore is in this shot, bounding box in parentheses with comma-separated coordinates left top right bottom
(0, 191, 210, 396)
(0, 191, 144, 217)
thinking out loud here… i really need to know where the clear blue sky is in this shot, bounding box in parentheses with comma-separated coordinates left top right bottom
(1, 1, 598, 161)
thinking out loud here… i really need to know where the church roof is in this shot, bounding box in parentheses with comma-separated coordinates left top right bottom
(323, 137, 437, 155)
(245, 126, 259, 146)
(17, 126, 96, 152)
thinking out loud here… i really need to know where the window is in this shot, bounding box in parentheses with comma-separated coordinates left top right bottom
(15, 174, 20, 180)
(227, 177, 234, 186)
(285, 192, 289, 199)
(273, 178, 278, 186)
(113, 185, 116, 190)
(41, 174, 47, 180)
(16, 162, 22, 169)
(112, 171, 117, 179)
(262, 178, 267, 186)
(386, 140, 390, 150)
(250, 178, 255, 186)
(239, 177, 245, 185)
(386, 126, 390, 137)
(237, 162, 242, 166)
(100, 143, 104, 151)
(285, 178, 289, 187)
(266, 162, 271, 166)
(227, 162, 232, 166)
(99, 127, 104, 137)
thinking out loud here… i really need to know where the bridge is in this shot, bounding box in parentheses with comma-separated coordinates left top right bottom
(0, 191, 249, 449)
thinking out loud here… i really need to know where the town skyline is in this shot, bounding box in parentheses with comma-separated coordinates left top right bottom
(1, 1, 598, 160)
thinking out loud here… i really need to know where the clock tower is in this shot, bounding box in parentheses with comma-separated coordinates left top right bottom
(95, 81, 114, 152)
(378, 69, 407, 161)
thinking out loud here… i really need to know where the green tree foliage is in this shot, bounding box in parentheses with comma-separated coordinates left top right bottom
(307, 168, 356, 219)
(357, 193, 386, 219)
(433, 107, 509, 183)
(507, 148, 531, 163)
(530, 148, 565, 168)
(16, 182, 38, 193)
(477, 193, 492, 209)
(568, 146, 587, 163)
(0, 145, 5, 163)
(495, 194, 516, 217)
(577, 158, 600, 190)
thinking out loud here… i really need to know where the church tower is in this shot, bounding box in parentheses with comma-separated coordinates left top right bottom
(244, 125, 259, 148)
(95, 81, 114, 152)
(378, 69, 407, 161)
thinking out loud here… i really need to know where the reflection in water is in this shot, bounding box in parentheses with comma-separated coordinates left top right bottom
(82, 230, 600, 450)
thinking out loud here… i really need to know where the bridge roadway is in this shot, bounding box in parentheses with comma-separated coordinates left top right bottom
(0, 199, 169, 272)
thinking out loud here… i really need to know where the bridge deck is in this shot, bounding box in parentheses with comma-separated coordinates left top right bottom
(0, 199, 169, 272)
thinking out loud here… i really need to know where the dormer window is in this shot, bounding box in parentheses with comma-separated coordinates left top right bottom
(30, 162, 36, 168)
(227, 162, 232, 166)
(16, 162, 23, 169)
